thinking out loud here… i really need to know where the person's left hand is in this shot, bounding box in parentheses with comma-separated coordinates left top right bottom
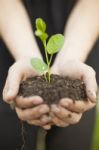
(50, 59, 97, 127)
(50, 98, 95, 127)
(50, 102, 82, 127)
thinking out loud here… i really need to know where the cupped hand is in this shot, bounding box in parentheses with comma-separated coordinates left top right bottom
(50, 59, 97, 127)
(3, 57, 51, 128)
(3, 57, 38, 103)
(15, 95, 52, 130)
(51, 59, 97, 102)
(50, 103, 82, 127)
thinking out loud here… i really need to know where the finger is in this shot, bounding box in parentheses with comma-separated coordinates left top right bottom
(40, 115, 52, 125)
(51, 105, 70, 127)
(27, 120, 42, 126)
(42, 125, 52, 130)
(15, 96, 43, 108)
(51, 104, 72, 118)
(82, 67, 97, 102)
(52, 116, 69, 127)
(3, 66, 22, 103)
(60, 98, 96, 113)
(15, 104, 50, 121)
(51, 105, 82, 125)
(27, 116, 52, 128)
(63, 112, 82, 125)
(59, 98, 73, 107)
(3, 78, 10, 102)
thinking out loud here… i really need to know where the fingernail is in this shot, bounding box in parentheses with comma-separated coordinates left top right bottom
(7, 90, 12, 97)
(41, 117, 51, 124)
(39, 107, 49, 113)
(64, 102, 69, 107)
(32, 99, 43, 104)
(32, 96, 43, 103)
(37, 98, 43, 103)
(91, 92, 96, 101)
(87, 91, 96, 102)
(60, 101, 69, 107)
(60, 98, 72, 106)
(52, 106, 60, 113)
(44, 125, 51, 130)
(6, 90, 14, 100)
(92, 92, 96, 98)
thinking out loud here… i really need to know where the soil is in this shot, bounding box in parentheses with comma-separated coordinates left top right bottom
(18, 74, 87, 105)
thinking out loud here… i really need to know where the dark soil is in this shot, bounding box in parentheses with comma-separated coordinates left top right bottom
(18, 74, 87, 105)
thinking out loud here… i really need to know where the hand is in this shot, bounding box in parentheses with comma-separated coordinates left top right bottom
(3, 57, 51, 128)
(51, 59, 97, 102)
(51, 103, 82, 127)
(3, 57, 38, 103)
(15, 96, 51, 129)
(50, 59, 97, 127)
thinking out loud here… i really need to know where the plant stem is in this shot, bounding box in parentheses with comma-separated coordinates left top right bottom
(44, 73, 47, 82)
(47, 63, 50, 82)
(43, 41, 49, 65)
(43, 41, 50, 82)
(49, 54, 53, 66)
(46, 54, 53, 83)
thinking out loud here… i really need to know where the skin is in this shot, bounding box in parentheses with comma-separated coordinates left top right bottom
(0, 0, 99, 129)
(50, 0, 99, 127)
(0, 0, 51, 129)
(51, 60, 97, 126)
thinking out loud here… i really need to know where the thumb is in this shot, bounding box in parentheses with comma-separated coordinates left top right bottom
(3, 67, 22, 103)
(83, 67, 97, 102)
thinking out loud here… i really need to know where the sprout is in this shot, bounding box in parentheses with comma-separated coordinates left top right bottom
(31, 18, 64, 82)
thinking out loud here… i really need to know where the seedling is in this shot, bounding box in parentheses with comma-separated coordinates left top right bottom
(31, 18, 64, 82)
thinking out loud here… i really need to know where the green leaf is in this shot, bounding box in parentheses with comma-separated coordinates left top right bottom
(35, 29, 42, 36)
(36, 18, 46, 32)
(46, 34, 64, 54)
(31, 58, 48, 74)
(35, 30, 48, 42)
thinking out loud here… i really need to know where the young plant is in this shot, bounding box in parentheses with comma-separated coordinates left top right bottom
(31, 18, 64, 82)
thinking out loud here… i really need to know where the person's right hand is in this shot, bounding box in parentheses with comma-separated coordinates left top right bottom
(3, 57, 51, 129)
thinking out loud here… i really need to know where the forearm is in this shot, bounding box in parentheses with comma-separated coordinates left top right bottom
(0, 0, 42, 60)
(55, 0, 99, 63)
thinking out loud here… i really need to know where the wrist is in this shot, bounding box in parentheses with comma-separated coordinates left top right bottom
(52, 53, 83, 74)
(15, 52, 42, 61)
(11, 46, 42, 61)
(58, 43, 88, 63)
